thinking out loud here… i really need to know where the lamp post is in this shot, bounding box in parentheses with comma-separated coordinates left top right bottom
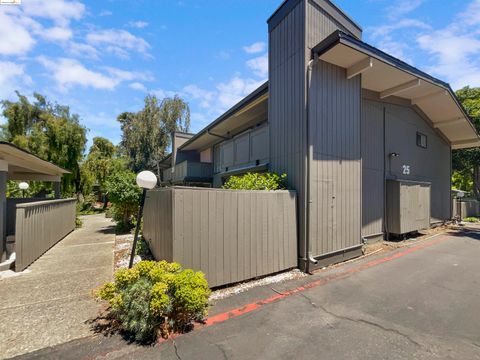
(129, 170, 157, 268)
(19, 182, 29, 198)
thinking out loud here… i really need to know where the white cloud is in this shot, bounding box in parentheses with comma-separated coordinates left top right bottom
(21, 0, 85, 26)
(415, 0, 480, 88)
(182, 74, 264, 127)
(99, 10, 113, 17)
(149, 88, 179, 99)
(129, 82, 147, 91)
(128, 21, 149, 29)
(37, 57, 150, 91)
(86, 29, 151, 58)
(459, 0, 480, 26)
(369, 19, 430, 38)
(0, 12, 35, 55)
(386, 0, 424, 20)
(216, 76, 264, 111)
(0, 61, 32, 100)
(41, 26, 73, 42)
(246, 53, 268, 78)
(183, 84, 214, 108)
(68, 42, 99, 59)
(243, 42, 265, 54)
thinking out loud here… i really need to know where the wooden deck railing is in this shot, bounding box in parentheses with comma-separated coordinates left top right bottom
(15, 198, 76, 271)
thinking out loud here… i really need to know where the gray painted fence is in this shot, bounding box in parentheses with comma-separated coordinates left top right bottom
(6, 198, 47, 236)
(452, 199, 480, 219)
(15, 198, 76, 271)
(143, 187, 298, 288)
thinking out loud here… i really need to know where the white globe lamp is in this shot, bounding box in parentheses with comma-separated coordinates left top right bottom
(19, 182, 29, 198)
(129, 170, 158, 268)
(136, 171, 157, 189)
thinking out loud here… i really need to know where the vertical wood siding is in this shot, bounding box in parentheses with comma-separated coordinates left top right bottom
(306, 0, 352, 51)
(15, 199, 76, 271)
(143, 187, 297, 288)
(362, 98, 452, 230)
(269, 0, 363, 261)
(309, 61, 362, 256)
(384, 103, 451, 223)
(361, 100, 385, 237)
(143, 189, 174, 262)
(269, 0, 307, 259)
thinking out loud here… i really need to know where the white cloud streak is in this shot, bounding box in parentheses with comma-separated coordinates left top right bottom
(246, 53, 268, 78)
(243, 42, 265, 54)
(86, 29, 151, 58)
(0, 61, 32, 100)
(37, 57, 151, 91)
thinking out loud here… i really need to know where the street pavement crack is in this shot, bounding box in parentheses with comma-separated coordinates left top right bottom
(172, 339, 182, 360)
(299, 292, 422, 348)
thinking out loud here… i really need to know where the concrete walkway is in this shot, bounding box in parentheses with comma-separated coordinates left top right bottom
(0, 214, 114, 359)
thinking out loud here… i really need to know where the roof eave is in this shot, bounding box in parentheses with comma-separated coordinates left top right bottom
(311, 30, 480, 146)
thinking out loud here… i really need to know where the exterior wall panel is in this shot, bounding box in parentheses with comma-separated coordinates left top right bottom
(269, 0, 307, 258)
(143, 187, 297, 288)
(385, 104, 451, 223)
(309, 61, 362, 256)
(361, 100, 384, 237)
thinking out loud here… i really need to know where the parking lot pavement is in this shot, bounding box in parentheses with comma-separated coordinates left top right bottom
(13, 229, 480, 360)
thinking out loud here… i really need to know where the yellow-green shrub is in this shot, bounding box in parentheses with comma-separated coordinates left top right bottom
(222, 172, 287, 190)
(97, 260, 210, 342)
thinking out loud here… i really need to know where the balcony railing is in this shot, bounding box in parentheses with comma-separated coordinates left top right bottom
(163, 160, 213, 183)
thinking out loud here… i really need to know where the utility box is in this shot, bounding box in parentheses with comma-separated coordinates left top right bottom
(386, 180, 431, 235)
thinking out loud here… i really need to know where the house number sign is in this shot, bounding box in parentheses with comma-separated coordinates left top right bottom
(402, 165, 411, 175)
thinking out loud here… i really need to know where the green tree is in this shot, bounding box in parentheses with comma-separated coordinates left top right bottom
(105, 170, 142, 233)
(1, 92, 87, 195)
(118, 94, 190, 175)
(84, 137, 121, 207)
(453, 87, 480, 199)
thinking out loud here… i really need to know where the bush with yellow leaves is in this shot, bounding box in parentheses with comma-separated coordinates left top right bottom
(97, 260, 210, 342)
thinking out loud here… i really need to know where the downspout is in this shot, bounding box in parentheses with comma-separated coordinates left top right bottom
(305, 53, 319, 273)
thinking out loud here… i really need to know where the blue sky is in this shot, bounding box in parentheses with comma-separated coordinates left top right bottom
(0, 0, 479, 150)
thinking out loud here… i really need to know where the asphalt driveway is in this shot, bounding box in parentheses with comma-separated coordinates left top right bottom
(11, 228, 480, 360)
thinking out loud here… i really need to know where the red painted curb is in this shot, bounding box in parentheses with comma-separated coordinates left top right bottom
(160, 235, 447, 343)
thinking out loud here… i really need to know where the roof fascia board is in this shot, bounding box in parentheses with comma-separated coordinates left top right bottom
(0, 141, 70, 174)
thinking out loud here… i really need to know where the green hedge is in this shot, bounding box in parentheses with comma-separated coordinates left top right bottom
(222, 172, 287, 190)
(97, 260, 210, 342)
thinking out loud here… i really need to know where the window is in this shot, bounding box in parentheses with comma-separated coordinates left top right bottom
(416, 132, 427, 149)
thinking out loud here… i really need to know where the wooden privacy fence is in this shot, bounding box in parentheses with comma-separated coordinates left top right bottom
(452, 198, 480, 219)
(143, 187, 298, 288)
(15, 198, 76, 271)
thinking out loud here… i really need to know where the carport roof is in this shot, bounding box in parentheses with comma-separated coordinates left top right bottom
(312, 30, 480, 149)
(0, 142, 70, 181)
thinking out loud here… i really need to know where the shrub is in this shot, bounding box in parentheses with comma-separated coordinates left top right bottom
(97, 260, 210, 342)
(222, 172, 287, 190)
(105, 170, 142, 233)
(463, 217, 479, 223)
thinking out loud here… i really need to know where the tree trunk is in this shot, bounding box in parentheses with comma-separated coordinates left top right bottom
(474, 166, 480, 200)
(103, 194, 108, 209)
